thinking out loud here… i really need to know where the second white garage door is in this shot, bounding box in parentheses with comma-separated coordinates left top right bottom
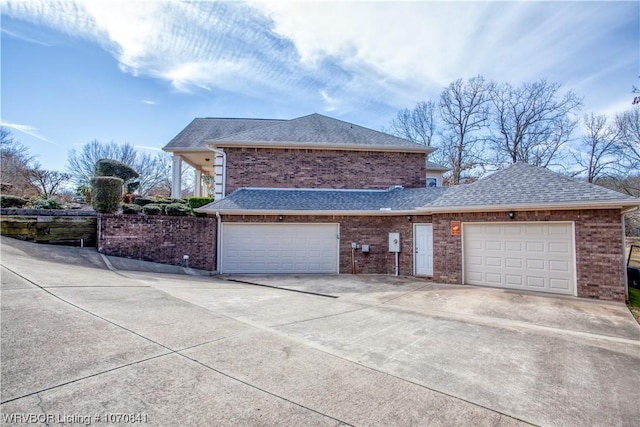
(463, 222, 575, 295)
(221, 223, 339, 274)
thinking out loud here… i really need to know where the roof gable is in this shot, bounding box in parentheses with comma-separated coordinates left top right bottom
(210, 113, 431, 152)
(163, 113, 432, 153)
(428, 162, 637, 209)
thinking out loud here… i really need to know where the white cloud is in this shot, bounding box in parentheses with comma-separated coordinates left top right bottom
(0, 121, 55, 144)
(2, 0, 637, 117)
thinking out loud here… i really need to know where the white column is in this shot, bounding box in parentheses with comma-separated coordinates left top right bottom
(194, 169, 202, 197)
(171, 155, 182, 198)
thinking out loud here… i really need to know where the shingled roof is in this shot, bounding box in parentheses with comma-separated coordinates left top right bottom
(164, 113, 432, 153)
(198, 163, 638, 215)
(164, 118, 285, 150)
(203, 187, 447, 213)
(427, 162, 637, 211)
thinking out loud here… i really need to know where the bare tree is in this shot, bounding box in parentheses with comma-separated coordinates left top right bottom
(28, 167, 72, 198)
(67, 140, 170, 195)
(437, 76, 492, 184)
(0, 127, 38, 196)
(385, 101, 436, 146)
(575, 113, 623, 183)
(490, 79, 582, 168)
(616, 106, 640, 171)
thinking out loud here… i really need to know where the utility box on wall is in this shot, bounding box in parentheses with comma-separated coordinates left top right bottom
(388, 232, 400, 253)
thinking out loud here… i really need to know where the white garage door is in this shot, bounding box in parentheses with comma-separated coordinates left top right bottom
(221, 223, 339, 274)
(463, 222, 575, 295)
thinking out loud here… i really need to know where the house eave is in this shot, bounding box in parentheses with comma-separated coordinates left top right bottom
(418, 200, 640, 214)
(195, 208, 421, 216)
(162, 147, 211, 153)
(206, 141, 434, 154)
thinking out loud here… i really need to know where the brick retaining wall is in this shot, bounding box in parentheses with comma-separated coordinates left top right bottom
(97, 214, 216, 270)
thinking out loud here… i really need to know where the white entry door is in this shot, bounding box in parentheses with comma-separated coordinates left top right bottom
(414, 224, 434, 276)
(463, 222, 575, 295)
(221, 223, 339, 274)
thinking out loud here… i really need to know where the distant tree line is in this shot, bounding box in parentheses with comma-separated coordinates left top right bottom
(0, 130, 192, 201)
(384, 75, 639, 190)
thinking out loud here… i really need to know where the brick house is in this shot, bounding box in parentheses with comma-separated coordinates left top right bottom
(118, 113, 639, 302)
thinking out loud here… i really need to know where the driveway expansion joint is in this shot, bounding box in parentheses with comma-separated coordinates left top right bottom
(223, 277, 338, 298)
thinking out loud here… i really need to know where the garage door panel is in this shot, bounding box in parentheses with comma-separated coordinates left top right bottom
(549, 260, 570, 272)
(222, 223, 339, 274)
(486, 273, 502, 284)
(463, 223, 575, 296)
(486, 257, 502, 267)
(525, 225, 544, 235)
(527, 276, 545, 288)
(505, 275, 523, 286)
(550, 278, 570, 290)
(505, 258, 522, 268)
(486, 240, 502, 250)
(549, 242, 570, 253)
(526, 259, 545, 270)
(505, 241, 522, 251)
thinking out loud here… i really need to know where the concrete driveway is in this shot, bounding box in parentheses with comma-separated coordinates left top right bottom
(1, 237, 639, 426)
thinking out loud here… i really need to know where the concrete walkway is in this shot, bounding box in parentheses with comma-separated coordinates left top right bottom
(1, 237, 639, 426)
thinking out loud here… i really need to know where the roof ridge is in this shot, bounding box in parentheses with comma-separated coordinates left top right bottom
(208, 118, 290, 142)
(195, 117, 287, 121)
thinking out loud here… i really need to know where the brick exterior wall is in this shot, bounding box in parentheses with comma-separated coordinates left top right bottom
(97, 209, 626, 301)
(97, 214, 216, 270)
(432, 210, 626, 302)
(223, 147, 426, 194)
(221, 214, 432, 275)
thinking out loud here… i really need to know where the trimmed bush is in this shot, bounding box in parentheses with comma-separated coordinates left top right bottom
(125, 181, 140, 193)
(0, 195, 28, 208)
(95, 159, 139, 181)
(142, 204, 163, 215)
(91, 176, 123, 213)
(187, 197, 214, 209)
(29, 196, 64, 210)
(134, 196, 155, 206)
(165, 203, 191, 216)
(171, 198, 187, 205)
(122, 204, 142, 215)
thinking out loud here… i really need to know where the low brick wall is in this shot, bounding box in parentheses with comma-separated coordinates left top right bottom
(98, 214, 216, 270)
(432, 209, 626, 302)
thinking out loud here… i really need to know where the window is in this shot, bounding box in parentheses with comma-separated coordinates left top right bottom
(426, 177, 439, 188)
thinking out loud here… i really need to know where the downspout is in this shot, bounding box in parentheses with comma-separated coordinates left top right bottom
(208, 147, 226, 199)
(215, 211, 222, 274)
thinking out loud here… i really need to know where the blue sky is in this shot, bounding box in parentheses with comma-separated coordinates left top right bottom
(1, 0, 638, 173)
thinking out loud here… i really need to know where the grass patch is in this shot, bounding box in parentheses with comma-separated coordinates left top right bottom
(627, 286, 640, 325)
(628, 286, 640, 308)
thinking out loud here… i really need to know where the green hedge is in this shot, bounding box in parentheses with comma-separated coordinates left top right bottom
(91, 176, 123, 213)
(0, 195, 28, 208)
(121, 204, 142, 214)
(165, 203, 191, 216)
(187, 197, 214, 209)
(29, 196, 64, 210)
(134, 197, 155, 206)
(142, 204, 163, 215)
